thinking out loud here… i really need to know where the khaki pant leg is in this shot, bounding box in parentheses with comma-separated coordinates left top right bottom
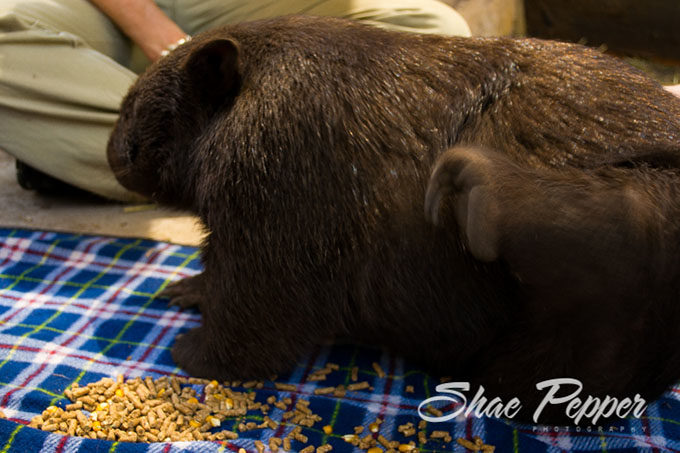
(0, 0, 469, 203)
(169, 0, 470, 36)
(0, 0, 144, 201)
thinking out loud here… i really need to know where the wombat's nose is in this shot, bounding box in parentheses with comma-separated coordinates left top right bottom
(106, 129, 134, 185)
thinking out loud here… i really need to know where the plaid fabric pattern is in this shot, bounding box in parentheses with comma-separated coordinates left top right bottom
(1, 227, 680, 453)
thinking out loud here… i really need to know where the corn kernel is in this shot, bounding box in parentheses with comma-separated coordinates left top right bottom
(91, 421, 101, 431)
(209, 380, 219, 387)
(367, 448, 383, 453)
(369, 422, 380, 433)
(322, 425, 333, 435)
(342, 434, 358, 443)
(189, 420, 201, 428)
(399, 445, 415, 452)
(186, 397, 198, 405)
(96, 402, 109, 412)
(115, 389, 124, 397)
(224, 398, 234, 410)
(46, 406, 58, 414)
(206, 415, 221, 427)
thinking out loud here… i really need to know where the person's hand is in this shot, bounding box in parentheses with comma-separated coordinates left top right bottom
(665, 84, 680, 99)
(89, 0, 187, 62)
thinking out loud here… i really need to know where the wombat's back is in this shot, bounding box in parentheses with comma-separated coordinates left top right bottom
(110, 16, 680, 390)
(176, 16, 680, 369)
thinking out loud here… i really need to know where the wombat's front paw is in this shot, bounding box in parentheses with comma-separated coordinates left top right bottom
(425, 146, 511, 262)
(171, 327, 231, 380)
(159, 274, 204, 309)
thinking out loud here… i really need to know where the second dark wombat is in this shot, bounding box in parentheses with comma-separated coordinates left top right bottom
(108, 15, 680, 422)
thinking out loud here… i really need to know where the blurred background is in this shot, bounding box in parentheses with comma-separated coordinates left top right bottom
(448, 0, 679, 83)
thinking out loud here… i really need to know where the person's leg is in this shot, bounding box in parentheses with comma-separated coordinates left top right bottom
(666, 84, 680, 98)
(0, 0, 144, 201)
(168, 0, 470, 38)
(0, 0, 469, 202)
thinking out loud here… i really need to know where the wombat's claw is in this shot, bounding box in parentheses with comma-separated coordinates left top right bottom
(167, 295, 201, 309)
(158, 276, 203, 309)
(159, 280, 182, 298)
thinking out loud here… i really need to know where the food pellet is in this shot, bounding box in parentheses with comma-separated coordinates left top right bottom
(295, 432, 309, 443)
(312, 387, 333, 396)
(351, 366, 358, 381)
(269, 437, 283, 452)
(347, 381, 370, 391)
(425, 406, 443, 417)
(457, 437, 480, 451)
(398, 422, 413, 433)
(378, 434, 393, 448)
(29, 372, 458, 450)
(457, 437, 495, 452)
(300, 446, 315, 453)
(402, 427, 416, 437)
(405, 385, 414, 393)
(372, 362, 386, 378)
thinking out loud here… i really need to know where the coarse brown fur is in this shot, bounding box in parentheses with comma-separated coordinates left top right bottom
(107, 15, 680, 423)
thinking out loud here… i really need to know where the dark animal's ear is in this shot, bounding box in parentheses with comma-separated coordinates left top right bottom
(184, 38, 241, 107)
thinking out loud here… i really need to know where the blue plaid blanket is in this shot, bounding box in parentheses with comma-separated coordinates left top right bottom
(1, 228, 680, 453)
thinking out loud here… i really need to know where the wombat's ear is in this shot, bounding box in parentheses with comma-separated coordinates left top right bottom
(183, 38, 241, 107)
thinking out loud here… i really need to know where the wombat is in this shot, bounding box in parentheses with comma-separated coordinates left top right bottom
(108, 15, 680, 423)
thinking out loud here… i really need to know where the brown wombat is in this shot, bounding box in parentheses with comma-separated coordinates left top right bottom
(108, 15, 680, 423)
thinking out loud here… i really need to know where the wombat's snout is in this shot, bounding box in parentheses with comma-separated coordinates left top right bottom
(106, 127, 133, 187)
(106, 122, 156, 198)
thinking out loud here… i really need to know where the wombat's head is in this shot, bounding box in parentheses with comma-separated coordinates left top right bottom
(107, 35, 241, 209)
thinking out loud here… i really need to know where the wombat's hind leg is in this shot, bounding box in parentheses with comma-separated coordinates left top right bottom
(426, 144, 680, 305)
(159, 273, 204, 309)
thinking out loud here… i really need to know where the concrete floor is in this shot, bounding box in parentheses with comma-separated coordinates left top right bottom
(0, 149, 204, 246)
